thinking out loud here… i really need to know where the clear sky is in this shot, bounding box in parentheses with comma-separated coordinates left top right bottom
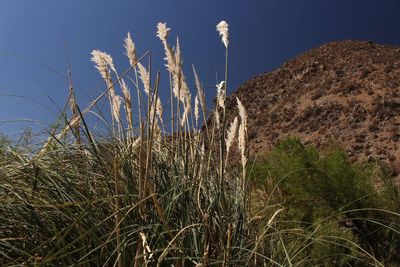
(0, 0, 399, 137)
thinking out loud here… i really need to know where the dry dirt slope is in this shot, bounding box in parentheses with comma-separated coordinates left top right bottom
(226, 40, 400, 175)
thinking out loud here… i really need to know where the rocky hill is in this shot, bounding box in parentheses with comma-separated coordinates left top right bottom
(226, 40, 400, 175)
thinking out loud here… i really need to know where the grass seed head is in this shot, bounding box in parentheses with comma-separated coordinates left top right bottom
(215, 108, 220, 129)
(124, 32, 137, 66)
(163, 43, 176, 74)
(180, 74, 191, 103)
(216, 81, 225, 109)
(236, 97, 247, 135)
(216, 20, 229, 48)
(137, 62, 150, 95)
(112, 94, 123, 125)
(226, 116, 238, 159)
(156, 96, 163, 123)
(91, 50, 115, 80)
(193, 66, 206, 113)
(194, 94, 199, 125)
(237, 97, 248, 175)
(156, 22, 170, 44)
(181, 93, 191, 127)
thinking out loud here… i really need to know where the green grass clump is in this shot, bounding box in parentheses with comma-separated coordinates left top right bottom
(0, 137, 247, 266)
(250, 137, 400, 266)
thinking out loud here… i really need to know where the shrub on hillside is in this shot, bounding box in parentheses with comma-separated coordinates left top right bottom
(250, 137, 400, 265)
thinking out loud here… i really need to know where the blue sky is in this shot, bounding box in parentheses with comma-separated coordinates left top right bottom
(0, 0, 399, 137)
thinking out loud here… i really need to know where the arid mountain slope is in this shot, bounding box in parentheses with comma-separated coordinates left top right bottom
(226, 40, 400, 174)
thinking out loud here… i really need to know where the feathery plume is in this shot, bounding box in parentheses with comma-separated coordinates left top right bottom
(120, 78, 131, 107)
(172, 74, 180, 100)
(180, 75, 191, 103)
(215, 108, 220, 129)
(156, 27, 177, 100)
(137, 62, 163, 122)
(155, 96, 163, 123)
(194, 94, 199, 125)
(175, 37, 182, 69)
(112, 94, 123, 126)
(137, 63, 150, 95)
(172, 38, 184, 100)
(163, 42, 176, 74)
(120, 79, 133, 127)
(216, 81, 225, 109)
(225, 116, 238, 161)
(91, 49, 122, 132)
(237, 97, 248, 187)
(216, 20, 229, 48)
(157, 23, 176, 73)
(192, 66, 206, 113)
(181, 95, 191, 127)
(91, 50, 116, 80)
(156, 22, 170, 44)
(236, 97, 247, 136)
(124, 32, 137, 66)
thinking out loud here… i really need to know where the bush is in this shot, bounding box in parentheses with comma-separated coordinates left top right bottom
(250, 137, 400, 266)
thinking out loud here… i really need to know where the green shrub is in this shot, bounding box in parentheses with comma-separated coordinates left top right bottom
(250, 137, 400, 266)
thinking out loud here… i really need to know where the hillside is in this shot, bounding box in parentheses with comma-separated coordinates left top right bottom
(226, 40, 400, 175)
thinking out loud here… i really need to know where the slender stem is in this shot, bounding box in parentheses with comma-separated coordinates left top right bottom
(219, 46, 229, 205)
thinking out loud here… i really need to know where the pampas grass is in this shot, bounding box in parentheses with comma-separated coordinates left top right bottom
(137, 61, 150, 95)
(216, 20, 229, 48)
(194, 94, 200, 126)
(124, 32, 137, 66)
(91, 50, 121, 134)
(225, 116, 238, 167)
(237, 97, 248, 189)
(91, 50, 116, 80)
(216, 81, 225, 109)
(156, 22, 170, 44)
(1, 19, 394, 267)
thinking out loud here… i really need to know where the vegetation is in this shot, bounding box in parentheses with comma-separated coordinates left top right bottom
(0, 21, 399, 266)
(250, 137, 400, 266)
